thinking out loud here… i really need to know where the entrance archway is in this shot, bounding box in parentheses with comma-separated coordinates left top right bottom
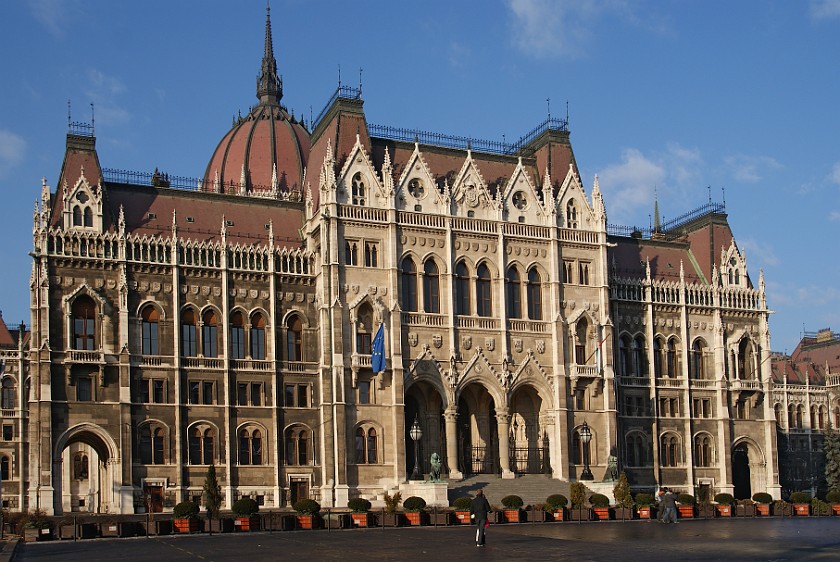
(54, 423, 119, 515)
(732, 443, 751, 500)
(509, 385, 549, 474)
(457, 384, 497, 475)
(404, 381, 445, 477)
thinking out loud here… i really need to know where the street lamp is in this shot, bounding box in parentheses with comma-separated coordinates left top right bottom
(410, 416, 424, 480)
(579, 421, 593, 480)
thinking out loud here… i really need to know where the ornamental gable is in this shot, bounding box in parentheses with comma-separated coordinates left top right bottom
(450, 152, 500, 220)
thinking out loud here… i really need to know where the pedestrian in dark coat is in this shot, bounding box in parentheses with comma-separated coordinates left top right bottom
(470, 489, 492, 547)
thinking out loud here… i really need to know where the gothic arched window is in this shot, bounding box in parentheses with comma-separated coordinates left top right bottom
(72, 296, 96, 351)
(230, 311, 245, 360)
(455, 261, 470, 316)
(476, 263, 492, 317)
(401, 257, 418, 312)
(202, 310, 219, 358)
(352, 173, 366, 205)
(181, 308, 197, 357)
(287, 315, 303, 362)
(526, 268, 542, 320)
(423, 259, 440, 313)
(250, 312, 266, 360)
(141, 305, 159, 355)
(506, 267, 522, 319)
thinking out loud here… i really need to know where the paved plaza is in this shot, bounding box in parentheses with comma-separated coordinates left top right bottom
(11, 518, 840, 561)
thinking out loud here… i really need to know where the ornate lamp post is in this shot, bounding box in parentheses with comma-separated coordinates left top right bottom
(410, 416, 424, 480)
(579, 421, 593, 480)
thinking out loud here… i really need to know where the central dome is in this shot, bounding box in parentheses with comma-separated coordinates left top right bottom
(202, 5, 309, 197)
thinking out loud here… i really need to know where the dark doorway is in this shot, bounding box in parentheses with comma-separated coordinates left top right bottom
(144, 486, 163, 513)
(732, 444, 751, 500)
(290, 478, 309, 505)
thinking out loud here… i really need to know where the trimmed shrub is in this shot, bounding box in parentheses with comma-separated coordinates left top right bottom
(613, 472, 633, 509)
(293, 499, 321, 515)
(403, 496, 427, 512)
(384, 491, 402, 514)
(232, 497, 259, 517)
(501, 495, 524, 509)
(812, 498, 830, 515)
(714, 493, 734, 505)
(545, 494, 568, 509)
(570, 482, 587, 508)
(589, 493, 610, 508)
(348, 498, 372, 513)
(634, 492, 655, 507)
(790, 491, 812, 504)
(452, 496, 472, 510)
(752, 492, 773, 504)
(173, 501, 200, 519)
(826, 489, 840, 503)
(676, 493, 695, 506)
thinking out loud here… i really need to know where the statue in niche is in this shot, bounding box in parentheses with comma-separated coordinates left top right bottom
(429, 453, 442, 482)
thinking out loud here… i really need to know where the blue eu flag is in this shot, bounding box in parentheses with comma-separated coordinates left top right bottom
(371, 324, 386, 373)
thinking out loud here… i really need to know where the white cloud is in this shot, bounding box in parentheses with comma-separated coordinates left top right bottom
(507, 0, 594, 58)
(596, 143, 704, 225)
(0, 130, 26, 178)
(830, 211, 840, 221)
(29, 0, 79, 38)
(810, 0, 840, 20)
(83, 69, 130, 127)
(724, 154, 783, 184)
(87, 69, 126, 96)
(830, 162, 840, 185)
(738, 237, 780, 267)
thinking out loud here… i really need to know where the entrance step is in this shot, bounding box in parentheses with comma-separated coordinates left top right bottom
(448, 475, 581, 507)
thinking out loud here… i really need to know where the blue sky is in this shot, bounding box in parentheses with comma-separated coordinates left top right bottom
(1, 0, 838, 353)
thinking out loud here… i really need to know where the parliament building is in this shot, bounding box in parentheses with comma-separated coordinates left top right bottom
(7, 7, 818, 515)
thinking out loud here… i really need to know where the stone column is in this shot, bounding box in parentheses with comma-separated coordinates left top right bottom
(496, 412, 514, 479)
(444, 409, 462, 479)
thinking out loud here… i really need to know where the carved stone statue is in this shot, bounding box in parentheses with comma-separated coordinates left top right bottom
(606, 454, 619, 481)
(429, 452, 442, 482)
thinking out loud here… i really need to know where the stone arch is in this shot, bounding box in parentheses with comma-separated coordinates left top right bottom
(732, 436, 766, 500)
(53, 423, 120, 515)
(455, 380, 499, 475)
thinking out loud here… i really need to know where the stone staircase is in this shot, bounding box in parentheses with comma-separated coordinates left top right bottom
(447, 474, 575, 507)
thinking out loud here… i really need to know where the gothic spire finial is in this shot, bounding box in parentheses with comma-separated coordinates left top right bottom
(256, 1, 282, 105)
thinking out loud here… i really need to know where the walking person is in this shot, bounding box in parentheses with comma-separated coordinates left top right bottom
(660, 488, 678, 524)
(470, 489, 492, 547)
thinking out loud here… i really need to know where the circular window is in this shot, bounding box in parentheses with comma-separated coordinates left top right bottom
(75, 191, 89, 203)
(408, 178, 425, 199)
(512, 191, 527, 210)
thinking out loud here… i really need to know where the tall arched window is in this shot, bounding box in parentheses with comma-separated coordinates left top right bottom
(72, 296, 96, 350)
(660, 433, 679, 467)
(239, 428, 263, 465)
(694, 434, 712, 467)
(202, 310, 219, 358)
(575, 321, 588, 365)
(286, 426, 311, 465)
(367, 428, 378, 464)
(141, 305, 159, 355)
(0, 456, 9, 481)
(788, 404, 795, 429)
(73, 205, 82, 226)
(230, 311, 245, 359)
(287, 315, 303, 361)
(351, 173, 366, 205)
(139, 425, 165, 464)
(506, 267, 522, 319)
(181, 308, 197, 357)
(476, 263, 492, 317)
(73, 453, 89, 480)
(666, 338, 677, 377)
(83, 207, 93, 227)
(356, 304, 373, 355)
(633, 336, 646, 376)
(526, 268, 542, 320)
(188, 427, 215, 465)
(774, 404, 782, 426)
(401, 257, 418, 312)
(566, 200, 578, 229)
(250, 313, 266, 360)
(690, 339, 706, 379)
(619, 336, 631, 376)
(625, 433, 647, 466)
(423, 259, 440, 313)
(796, 404, 804, 428)
(454, 261, 470, 315)
(653, 338, 663, 377)
(738, 339, 754, 380)
(1, 378, 15, 410)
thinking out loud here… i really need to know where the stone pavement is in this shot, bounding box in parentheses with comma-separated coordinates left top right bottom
(12, 518, 840, 561)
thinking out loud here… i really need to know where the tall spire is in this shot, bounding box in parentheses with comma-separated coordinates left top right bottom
(256, 1, 282, 105)
(653, 186, 661, 233)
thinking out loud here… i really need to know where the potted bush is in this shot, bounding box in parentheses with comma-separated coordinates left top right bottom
(348, 497, 373, 527)
(545, 494, 568, 521)
(527, 502, 547, 523)
(501, 494, 524, 523)
(397, 495, 423, 526)
(173, 501, 201, 533)
(676, 493, 695, 519)
(812, 498, 831, 516)
(382, 491, 404, 527)
(57, 516, 76, 540)
(24, 509, 54, 542)
(735, 498, 756, 517)
(612, 472, 634, 520)
(753, 492, 773, 516)
(570, 482, 591, 521)
(634, 492, 656, 519)
(203, 464, 224, 531)
(293, 499, 321, 529)
(453, 496, 472, 525)
(773, 499, 792, 516)
(790, 491, 812, 516)
(826, 489, 840, 515)
(232, 497, 260, 531)
(714, 493, 734, 517)
(590, 493, 611, 520)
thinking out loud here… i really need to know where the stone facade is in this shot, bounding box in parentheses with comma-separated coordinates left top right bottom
(8, 7, 817, 515)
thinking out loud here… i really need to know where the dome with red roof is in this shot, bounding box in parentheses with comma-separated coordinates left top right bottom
(202, 6, 309, 197)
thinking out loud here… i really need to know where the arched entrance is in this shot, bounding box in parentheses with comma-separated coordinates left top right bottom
(404, 381, 445, 478)
(509, 385, 549, 474)
(732, 443, 751, 500)
(54, 424, 119, 515)
(457, 384, 497, 475)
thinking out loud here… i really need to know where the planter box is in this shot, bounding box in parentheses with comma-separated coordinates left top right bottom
(755, 504, 771, 516)
(638, 506, 655, 519)
(736, 504, 756, 517)
(613, 507, 634, 521)
(405, 512, 426, 526)
(593, 507, 611, 521)
(100, 521, 134, 537)
(831, 504, 840, 516)
(155, 520, 174, 535)
(773, 504, 793, 516)
(569, 508, 591, 521)
(550, 508, 566, 521)
(24, 528, 52, 542)
(455, 510, 472, 525)
(528, 509, 547, 522)
(59, 524, 76, 540)
(677, 505, 695, 519)
(698, 506, 715, 519)
(350, 512, 372, 527)
(175, 518, 200, 533)
(295, 514, 320, 529)
(429, 511, 452, 526)
(794, 503, 810, 516)
(502, 509, 522, 523)
(263, 512, 295, 531)
(207, 518, 235, 533)
(716, 505, 732, 517)
(234, 516, 261, 531)
(382, 512, 404, 527)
